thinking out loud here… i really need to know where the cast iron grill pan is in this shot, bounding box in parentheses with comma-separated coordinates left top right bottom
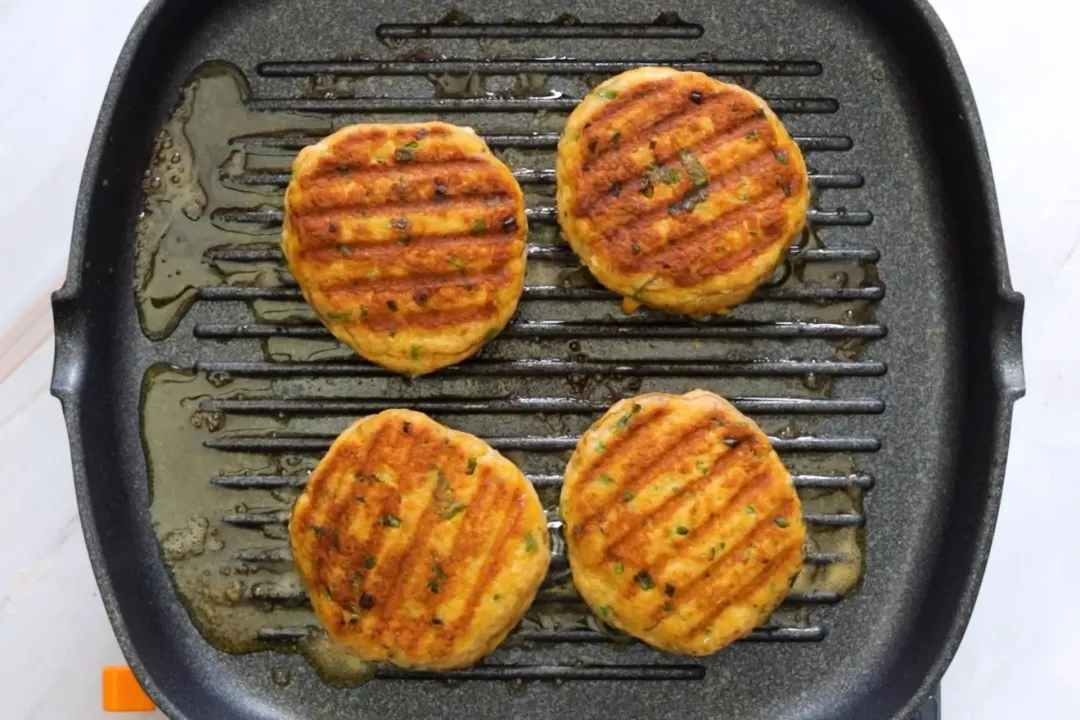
(52, 0, 1024, 718)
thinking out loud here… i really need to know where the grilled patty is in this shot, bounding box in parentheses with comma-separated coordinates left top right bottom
(289, 410, 550, 670)
(560, 390, 805, 655)
(282, 122, 528, 376)
(556, 68, 809, 316)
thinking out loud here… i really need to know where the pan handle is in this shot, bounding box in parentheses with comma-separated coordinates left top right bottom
(993, 288, 1025, 401)
(50, 288, 84, 404)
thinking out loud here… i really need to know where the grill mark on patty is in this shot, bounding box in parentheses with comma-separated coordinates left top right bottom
(294, 195, 513, 235)
(578, 77, 679, 133)
(426, 477, 516, 651)
(306, 427, 383, 582)
(566, 403, 672, 489)
(319, 267, 515, 298)
(574, 105, 767, 216)
(373, 437, 448, 643)
(624, 467, 780, 610)
(311, 422, 396, 592)
(400, 463, 495, 655)
(580, 85, 735, 168)
(362, 302, 502, 334)
(682, 533, 801, 639)
(588, 142, 778, 254)
(443, 491, 526, 648)
(601, 440, 760, 557)
(300, 230, 522, 263)
(302, 156, 490, 186)
(619, 187, 790, 282)
(578, 416, 719, 532)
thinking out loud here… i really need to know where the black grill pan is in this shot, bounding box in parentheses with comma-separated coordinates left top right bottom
(52, 0, 1024, 717)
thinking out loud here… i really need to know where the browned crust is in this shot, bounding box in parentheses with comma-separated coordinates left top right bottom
(560, 390, 806, 655)
(289, 410, 550, 669)
(556, 68, 810, 316)
(282, 122, 528, 375)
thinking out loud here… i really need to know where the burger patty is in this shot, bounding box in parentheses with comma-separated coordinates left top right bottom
(282, 122, 528, 376)
(555, 67, 810, 316)
(560, 390, 805, 655)
(289, 410, 550, 670)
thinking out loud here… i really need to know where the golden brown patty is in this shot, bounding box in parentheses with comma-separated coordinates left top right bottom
(282, 122, 528, 376)
(561, 390, 805, 655)
(556, 68, 810, 316)
(289, 410, 550, 670)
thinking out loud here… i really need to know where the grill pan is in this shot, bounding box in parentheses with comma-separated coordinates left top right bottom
(52, 0, 1024, 717)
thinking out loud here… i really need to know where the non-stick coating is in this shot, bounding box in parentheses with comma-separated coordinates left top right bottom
(52, 0, 1023, 718)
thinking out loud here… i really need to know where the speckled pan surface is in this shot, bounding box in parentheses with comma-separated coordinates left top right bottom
(51, 0, 1024, 718)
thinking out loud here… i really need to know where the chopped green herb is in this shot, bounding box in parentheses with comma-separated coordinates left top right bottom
(597, 87, 618, 100)
(410, 344, 421, 360)
(634, 570, 655, 590)
(337, 244, 354, 256)
(774, 149, 789, 165)
(484, 328, 498, 342)
(755, 107, 767, 118)
(678, 149, 709, 188)
(675, 525, 690, 536)
(648, 139, 657, 150)
(447, 255, 466, 268)
(398, 235, 412, 245)
(595, 441, 608, 453)
(381, 513, 402, 528)
(609, 181, 623, 197)
(709, 546, 718, 560)
(640, 177, 654, 198)
(433, 564, 448, 581)
(774, 517, 790, 528)
(600, 605, 613, 617)
(325, 587, 333, 600)
(622, 490, 635, 504)
(366, 267, 380, 279)
(325, 311, 351, 321)
(664, 583, 676, 597)
(465, 457, 478, 475)
(360, 305, 369, 319)
(746, 130, 760, 141)
(745, 505, 756, 515)
(312, 525, 327, 536)
(427, 581, 440, 594)
(336, 166, 351, 175)
(647, 166, 682, 185)
(777, 178, 792, 197)
(631, 241, 641, 255)
(469, 218, 487, 236)
(524, 531, 538, 553)
(394, 141, 419, 163)
(616, 402, 642, 430)
(614, 561, 624, 575)
(611, 130, 622, 145)
(440, 501, 466, 520)
(663, 601, 675, 612)
(493, 594, 502, 602)
(597, 473, 615, 486)
(364, 556, 377, 569)
(695, 459, 709, 475)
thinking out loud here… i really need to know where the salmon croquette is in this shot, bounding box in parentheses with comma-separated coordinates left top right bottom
(560, 390, 805, 655)
(282, 122, 528, 375)
(290, 410, 550, 670)
(556, 68, 809, 316)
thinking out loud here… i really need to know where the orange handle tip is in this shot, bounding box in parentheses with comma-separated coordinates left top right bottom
(102, 666, 155, 712)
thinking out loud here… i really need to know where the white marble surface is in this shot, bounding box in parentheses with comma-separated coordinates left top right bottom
(1, 0, 1076, 717)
